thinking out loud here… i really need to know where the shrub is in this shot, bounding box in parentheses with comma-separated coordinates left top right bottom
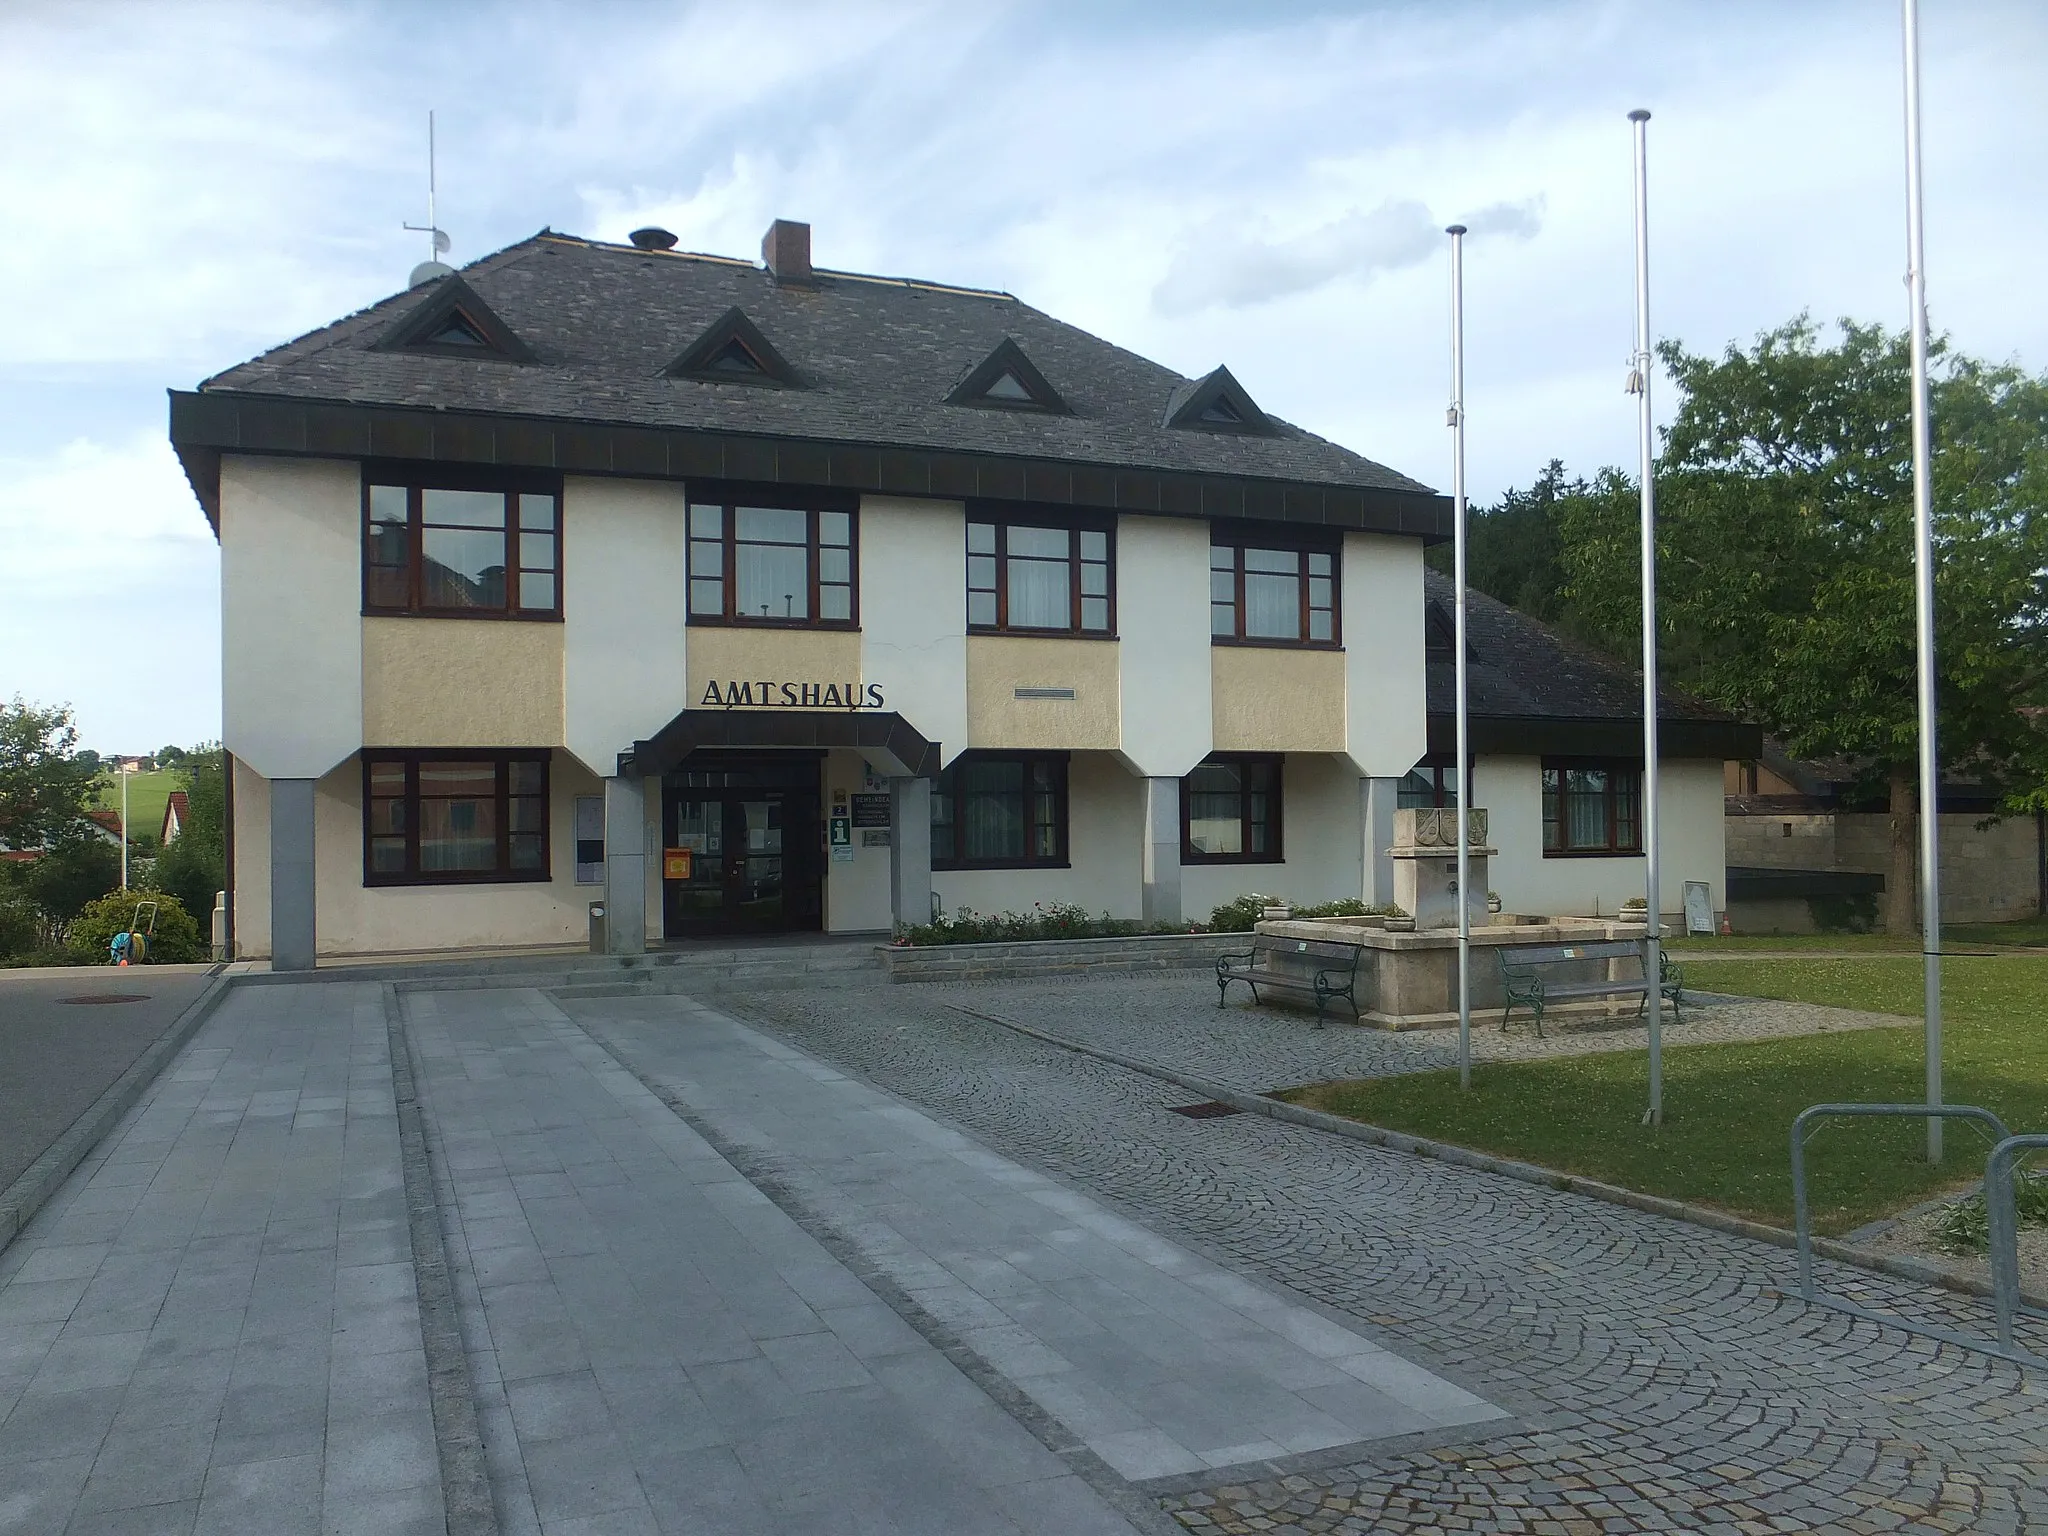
(0, 895, 42, 959)
(1208, 894, 1269, 933)
(1928, 1173, 2048, 1254)
(67, 890, 205, 965)
(898, 901, 1195, 946)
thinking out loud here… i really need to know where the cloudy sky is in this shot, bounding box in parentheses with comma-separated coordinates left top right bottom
(3, 0, 2043, 754)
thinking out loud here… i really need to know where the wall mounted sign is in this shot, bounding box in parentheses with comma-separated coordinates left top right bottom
(662, 848, 693, 880)
(700, 680, 886, 709)
(829, 817, 851, 848)
(849, 794, 891, 829)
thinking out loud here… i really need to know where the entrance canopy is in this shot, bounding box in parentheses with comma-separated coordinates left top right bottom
(622, 710, 940, 780)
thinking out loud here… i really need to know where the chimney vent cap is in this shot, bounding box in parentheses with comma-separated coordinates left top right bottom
(762, 219, 814, 286)
(629, 227, 678, 252)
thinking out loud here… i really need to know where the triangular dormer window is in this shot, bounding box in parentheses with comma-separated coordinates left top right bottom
(665, 308, 802, 388)
(1166, 365, 1274, 435)
(373, 276, 534, 363)
(946, 338, 1069, 414)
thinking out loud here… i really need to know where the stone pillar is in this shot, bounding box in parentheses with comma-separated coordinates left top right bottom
(603, 775, 647, 955)
(1361, 776, 1399, 907)
(889, 777, 933, 932)
(269, 778, 316, 972)
(1141, 776, 1182, 926)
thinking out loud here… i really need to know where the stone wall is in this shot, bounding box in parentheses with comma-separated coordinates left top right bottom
(881, 932, 1246, 983)
(1729, 809, 2044, 925)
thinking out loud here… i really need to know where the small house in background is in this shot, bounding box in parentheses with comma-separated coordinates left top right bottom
(114, 754, 152, 774)
(161, 791, 190, 846)
(1724, 742, 2048, 931)
(83, 809, 124, 846)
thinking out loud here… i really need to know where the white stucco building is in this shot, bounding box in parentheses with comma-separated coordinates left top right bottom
(169, 220, 1753, 966)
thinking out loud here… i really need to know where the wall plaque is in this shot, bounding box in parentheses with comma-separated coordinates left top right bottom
(850, 794, 891, 829)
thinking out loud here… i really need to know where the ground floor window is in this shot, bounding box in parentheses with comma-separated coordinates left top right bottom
(1397, 756, 1463, 809)
(362, 750, 551, 884)
(932, 753, 1068, 869)
(1181, 755, 1281, 863)
(1541, 759, 1642, 855)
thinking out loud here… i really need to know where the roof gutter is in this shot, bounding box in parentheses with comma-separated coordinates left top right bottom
(167, 389, 1452, 541)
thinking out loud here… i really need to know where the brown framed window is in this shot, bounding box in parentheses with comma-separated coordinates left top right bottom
(1181, 754, 1282, 863)
(1210, 538, 1337, 645)
(363, 471, 560, 619)
(1541, 760, 1643, 856)
(362, 750, 551, 885)
(966, 513, 1113, 635)
(1398, 756, 1471, 809)
(931, 753, 1068, 869)
(688, 500, 856, 627)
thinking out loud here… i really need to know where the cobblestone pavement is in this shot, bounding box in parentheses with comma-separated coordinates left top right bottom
(678, 979, 2048, 1535)
(926, 970, 1912, 1093)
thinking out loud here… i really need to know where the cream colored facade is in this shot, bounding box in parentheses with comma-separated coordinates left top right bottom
(215, 453, 1728, 959)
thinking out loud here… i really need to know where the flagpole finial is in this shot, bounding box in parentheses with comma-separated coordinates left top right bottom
(1628, 108, 1651, 122)
(1445, 223, 1467, 236)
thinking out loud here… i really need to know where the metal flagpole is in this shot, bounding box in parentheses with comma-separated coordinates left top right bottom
(119, 765, 130, 891)
(1901, 0, 1944, 1162)
(1627, 109, 1664, 1127)
(1447, 224, 1472, 1091)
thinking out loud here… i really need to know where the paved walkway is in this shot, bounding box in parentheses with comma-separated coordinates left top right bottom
(0, 982, 438, 1535)
(931, 970, 1913, 1092)
(406, 986, 1147, 1534)
(708, 978, 2048, 1534)
(0, 967, 218, 1194)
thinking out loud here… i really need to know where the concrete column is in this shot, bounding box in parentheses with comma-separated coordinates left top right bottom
(603, 775, 648, 955)
(1361, 776, 1399, 907)
(269, 778, 316, 972)
(1141, 776, 1182, 926)
(889, 777, 933, 932)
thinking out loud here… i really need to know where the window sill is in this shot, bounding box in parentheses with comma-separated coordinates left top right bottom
(1210, 636, 1342, 652)
(1182, 852, 1286, 865)
(362, 607, 563, 623)
(965, 627, 1118, 642)
(686, 616, 861, 632)
(932, 860, 1073, 873)
(364, 871, 555, 888)
(1540, 848, 1645, 860)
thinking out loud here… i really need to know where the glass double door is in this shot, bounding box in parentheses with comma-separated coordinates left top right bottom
(661, 763, 822, 937)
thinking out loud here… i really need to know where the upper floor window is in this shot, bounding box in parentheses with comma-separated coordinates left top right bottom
(1210, 539, 1337, 646)
(364, 473, 560, 619)
(363, 749, 550, 886)
(1542, 760, 1643, 856)
(689, 500, 856, 627)
(967, 515, 1113, 635)
(932, 753, 1068, 870)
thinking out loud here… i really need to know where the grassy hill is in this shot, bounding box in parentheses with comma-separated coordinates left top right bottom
(92, 769, 178, 840)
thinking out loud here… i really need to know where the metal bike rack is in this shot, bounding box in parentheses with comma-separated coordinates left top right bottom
(1986, 1133, 2048, 1352)
(1789, 1102, 2043, 1368)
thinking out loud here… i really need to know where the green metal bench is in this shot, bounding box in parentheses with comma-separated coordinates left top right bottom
(1217, 936, 1363, 1027)
(1497, 940, 1682, 1037)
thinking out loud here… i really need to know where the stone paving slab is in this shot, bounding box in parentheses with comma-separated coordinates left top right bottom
(0, 981, 441, 1536)
(404, 986, 1143, 1535)
(557, 990, 1507, 1483)
(705, 978, 2048, 1534)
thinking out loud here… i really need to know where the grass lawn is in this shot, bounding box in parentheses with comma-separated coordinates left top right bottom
(1285, 954, 2048, 1234)
(92, 770, 177, 839)
(1668, 916, 2048, 952)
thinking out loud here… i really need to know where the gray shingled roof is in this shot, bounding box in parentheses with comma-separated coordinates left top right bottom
(200, 233, 1434, 496)
(1424, 571, 1731, 724)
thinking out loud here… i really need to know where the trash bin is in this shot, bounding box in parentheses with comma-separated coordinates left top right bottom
(588, 901, 607, 954)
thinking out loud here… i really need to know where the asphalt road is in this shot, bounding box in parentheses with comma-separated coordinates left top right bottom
(0, 963, 216, 1193)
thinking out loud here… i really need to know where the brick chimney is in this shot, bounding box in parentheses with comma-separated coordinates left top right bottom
(761, 219, 813, 286)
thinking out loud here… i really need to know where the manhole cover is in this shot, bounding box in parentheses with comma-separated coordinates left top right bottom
(58, 994, 150, 1005)
(1167, 1101, 1241, 1119)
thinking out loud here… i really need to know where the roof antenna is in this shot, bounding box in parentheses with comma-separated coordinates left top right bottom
(404, 110, 455, 288)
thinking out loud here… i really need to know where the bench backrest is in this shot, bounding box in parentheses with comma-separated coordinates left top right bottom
(1498, 940, 1643, 972)
(1251, 935, 1361, 968)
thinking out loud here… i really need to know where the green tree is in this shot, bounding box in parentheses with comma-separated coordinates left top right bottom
(1561, 318, 2048, 936)
(0, 698, 100, 855)
(152, 745, 226, 931)
(17, 834, 121, 940)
